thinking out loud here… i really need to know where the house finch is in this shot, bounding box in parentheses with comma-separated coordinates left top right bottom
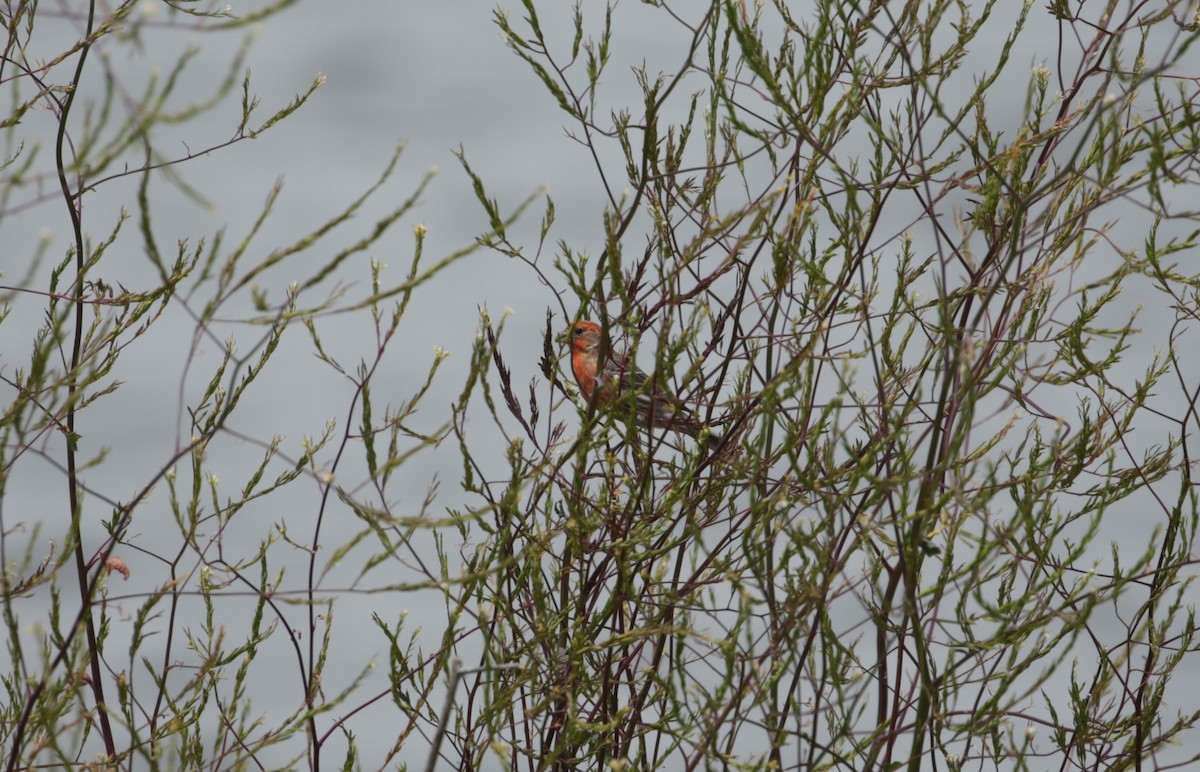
(565, 320, 720, 450)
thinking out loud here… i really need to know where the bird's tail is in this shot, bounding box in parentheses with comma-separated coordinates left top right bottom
(637, 395, 722, 451)
(679, 418, 722, 451)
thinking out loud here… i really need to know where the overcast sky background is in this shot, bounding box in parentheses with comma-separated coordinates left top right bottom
(3, 0, 1198, 768)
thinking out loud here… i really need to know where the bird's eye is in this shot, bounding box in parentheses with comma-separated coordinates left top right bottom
(573, 327, 584, 337)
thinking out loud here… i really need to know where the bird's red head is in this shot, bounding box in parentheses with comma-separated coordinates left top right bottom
(567, 320, 603, 355)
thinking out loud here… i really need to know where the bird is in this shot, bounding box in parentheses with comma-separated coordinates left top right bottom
(564, 320, 721, 450)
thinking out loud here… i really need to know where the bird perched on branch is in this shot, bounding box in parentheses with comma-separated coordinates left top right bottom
(564, 320, 721, 450)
